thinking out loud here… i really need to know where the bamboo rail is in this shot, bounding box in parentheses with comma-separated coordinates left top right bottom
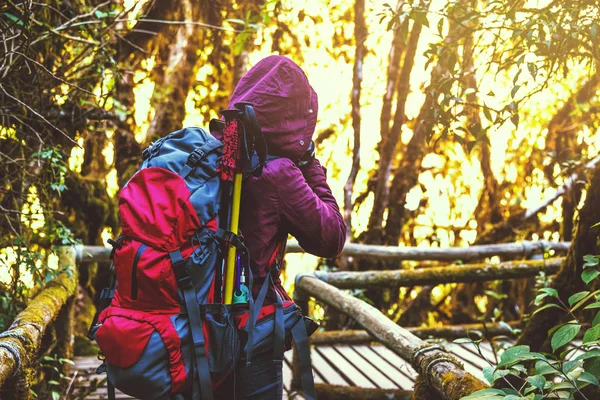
(76, 240, 569, 264)
(0, 247, 78, 397)
(295, 274, 487, 400)
(314, 257, 563, 288)
(310, 321, 522, 345)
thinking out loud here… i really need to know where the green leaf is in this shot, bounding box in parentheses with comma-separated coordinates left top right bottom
(535, 360, 556, 375)
(568, 291, 590, 306)
(593, 311, 600, 327)
(498, 345, 530, 367)
(533, 303, 562, 315)
(583, 255, 599, 268)
(483, 366, 495, 384)
(52, 392, 60, 400)
(48, 380, 60, 385)
(527, 374, 546, 390)
(413, 10, 429, 27)
(483, 106, 493, 122)
(437, 18, 444, 35)
(562, 359, 580, 374)
(94, 10, 109, 19)
(551, 323, 580, 352)
(493, 369, 510, 381)
(527, 62, 538, 79)
(540, 288, 559, 297)
(583, 270, 600, 284)
(454, 338, 477, 344)
(3, 13, 24, 27)
(461, 389, 505, 400)
(511, 85, 521, 99)
(583, 325, 600, 344)
(578, 371, 600, 386)
(574, 349, 600, 361)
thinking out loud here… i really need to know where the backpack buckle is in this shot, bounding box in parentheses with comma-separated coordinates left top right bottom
(187, 148, 206, 166)
(142, 147, 151, 160)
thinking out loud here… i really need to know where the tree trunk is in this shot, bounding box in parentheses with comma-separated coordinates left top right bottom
(384, 12, 464, 246)
(343, 0, 366, 239)
(368, 6, 425, 242)
(146, 0, 203, 140)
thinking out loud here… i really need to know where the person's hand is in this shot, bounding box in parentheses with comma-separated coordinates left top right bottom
(295, 140, 315, 168)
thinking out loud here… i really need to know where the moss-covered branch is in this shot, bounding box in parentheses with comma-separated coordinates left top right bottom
(296, 275, 487, 400)
(315, 258, 563, 289)
(0, 247, 78, 396)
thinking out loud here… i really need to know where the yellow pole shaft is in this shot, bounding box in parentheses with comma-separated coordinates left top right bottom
(224, 172, 243, 304)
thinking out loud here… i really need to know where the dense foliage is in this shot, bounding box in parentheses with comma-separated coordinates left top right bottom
(0, 0, 599, 397)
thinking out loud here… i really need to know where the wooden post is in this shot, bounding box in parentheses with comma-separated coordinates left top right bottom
(315, 258, 563, 289)
(296, 275, 487, 400)
(291, 289, 311, 391)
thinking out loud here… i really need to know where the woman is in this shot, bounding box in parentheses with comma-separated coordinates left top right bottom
(214, 55, 346, 399)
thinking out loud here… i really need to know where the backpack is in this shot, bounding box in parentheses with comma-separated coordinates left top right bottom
(89, 119, 318, 400)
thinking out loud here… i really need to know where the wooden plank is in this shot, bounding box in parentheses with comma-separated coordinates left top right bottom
(283, 349, 324, 384)
(446, 344, 487, 380)
(310, 347, 349, 386)
(356, 345, 416, 390)
(333, 345, 399, 389)
(316, 346, 376, 388)
(368, 345, 418, 379)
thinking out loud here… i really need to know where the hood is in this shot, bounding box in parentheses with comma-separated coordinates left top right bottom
(224, 55, 318, 160)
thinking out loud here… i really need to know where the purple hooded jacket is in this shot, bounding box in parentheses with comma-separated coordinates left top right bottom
(214, 55, 346, 303)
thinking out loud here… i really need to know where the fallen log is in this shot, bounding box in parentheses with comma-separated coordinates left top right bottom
(295, 274, 487, 400)
(77, 240, 569, 265)
(0, 247, 78, 397)
(310, 321, 522, 344)
(315, 258, 563, 289)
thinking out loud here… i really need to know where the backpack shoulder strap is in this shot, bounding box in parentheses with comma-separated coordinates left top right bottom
(243, 152, 280, 179)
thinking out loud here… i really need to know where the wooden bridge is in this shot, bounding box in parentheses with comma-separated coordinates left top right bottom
(0, 241, 569, 399)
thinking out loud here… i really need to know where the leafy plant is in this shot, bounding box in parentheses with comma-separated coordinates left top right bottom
(460, 254, 600, 400)
(32, 354, 75, 400)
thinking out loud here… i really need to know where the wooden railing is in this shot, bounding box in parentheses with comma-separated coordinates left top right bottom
(0, 247, 78, 399)
(0, 240, 566, 399)
(291, 240, 565, 400)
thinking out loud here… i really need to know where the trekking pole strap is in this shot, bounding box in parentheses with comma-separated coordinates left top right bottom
(291, 320, 317, 400)
(170, 250, 214, 400)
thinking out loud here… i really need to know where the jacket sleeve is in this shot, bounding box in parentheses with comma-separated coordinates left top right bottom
(277, 158, 346, 258)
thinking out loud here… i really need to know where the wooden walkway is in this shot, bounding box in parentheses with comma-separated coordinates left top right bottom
(71, 341, 496, 399)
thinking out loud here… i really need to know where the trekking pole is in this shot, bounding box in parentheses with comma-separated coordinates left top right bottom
(220, 103, 263, 304)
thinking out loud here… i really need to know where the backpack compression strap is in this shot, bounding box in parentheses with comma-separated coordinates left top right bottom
(170, 250, 214, 400)
(291, 318, 317, 400)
